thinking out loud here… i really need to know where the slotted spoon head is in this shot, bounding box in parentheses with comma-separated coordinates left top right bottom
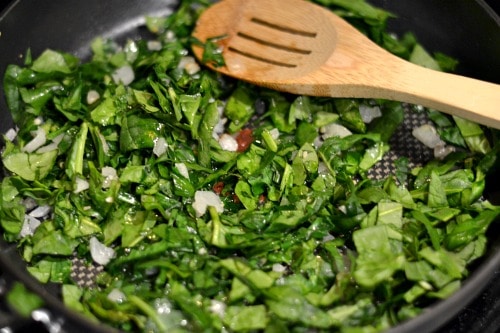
(192, 0, 338, 82)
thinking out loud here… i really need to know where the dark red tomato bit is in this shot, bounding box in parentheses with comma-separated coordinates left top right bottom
(213, 181, 224, 195)
(232, 193, 241, 204)
(236, 128, 254, 152)
(258, 194, 266, 204)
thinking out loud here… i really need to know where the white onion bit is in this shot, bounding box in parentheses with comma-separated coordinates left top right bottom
(5, 128, 18, 141)
(153, 137, 168, 157)
(412, 124, 444, 148)
(269, 128, 280, 140)
(272, 263, 287, 273)
(19, 215, 41, 238)
(36, 142, 58, 153)
(89, 237, 115, 266)
(107, 289, 127, 303)
(175, 162, 190, 179)
(213, 118, 227, 139)
(86, 90, 100, 105)
(321, 123, 352, 139)
(22, 128, 47, 153)
(147, 40, 162, 51)
(434, 142, 455, 160)
(178, 56, 200, 75)
(359, 104, 382, 123)
(218, 133, 238, 152)
(29, 205, 52, 218)
(209, 300, 226, 318)
(33, 117, 44, 126)
(74, 177, 90, 193)
(36, 133, 66, 154)
(112, 65, 135, 85)
(23, 197, 38, 211)
(192, 191, 224, 217)
(102, 166, 118, 188)
(98, 132, 110, 155)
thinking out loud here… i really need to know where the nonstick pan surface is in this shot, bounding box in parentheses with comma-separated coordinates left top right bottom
(0, 1, 499, 333)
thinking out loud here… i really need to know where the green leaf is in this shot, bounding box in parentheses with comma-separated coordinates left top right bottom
(428, 171, 448, 208)
(2, 150, 58, 181)
(353, 225, 405, 288)
(235, 180, 258, 210)
(223, 305, 268, 331)
(31, 49, 79, 74)
(225, 85, 255, 132)
(6, 283, 44, 318)
(32, 222, 79, 256)
(410, 44, 441, 70)
(120, 113, 164, 151)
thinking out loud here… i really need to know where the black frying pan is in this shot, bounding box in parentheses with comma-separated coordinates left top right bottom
(0, 1, 499, 333)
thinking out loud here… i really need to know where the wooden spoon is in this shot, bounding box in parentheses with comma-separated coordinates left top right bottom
(191, 0, 500, 128)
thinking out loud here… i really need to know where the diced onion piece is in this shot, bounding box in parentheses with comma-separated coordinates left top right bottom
(112, 65, 135, 85)
(107, 289, 127, 303)
(89, 237, 115, 266)
(97, 132, 110, 155)
(218, 133, 238, 152)
(102, 166, 118, 188)
(153, 137, 168, 157)
(165, 30, 175, 41)
(23, 198, 38, 211)
(19, 215, 41, 238)
(5, 128, 18, 141)
(33, 117, 44, 126)
(178, 56, 200, 75)
(36, 133, 65, 153)
(321, 123, 352, 139)
(434, 142, 455, 160)
(359, 104, 382, 123)
(213, 117, 227, 139)
(147, 40, 162, 51)
(22, 128, 47, 153)
(175, 162, 190, 179)
(29, 205, 51, 218)
(272, 263, 287, 273)
(412, 124, 444, 148)
(36, 142, 58, 153)
(74, 177, 90, 193)
(192, 191, 224, 217)
(269, 128, 280, 140)
(209, 300, 226, 318)
(87, 90, 100, 104)
(52, 133, 65, 144)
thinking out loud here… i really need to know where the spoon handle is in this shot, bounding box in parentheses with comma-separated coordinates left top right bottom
(294, 12, 500, 128)
(304, 49, 500, 128)
(381, 61, 500, 128)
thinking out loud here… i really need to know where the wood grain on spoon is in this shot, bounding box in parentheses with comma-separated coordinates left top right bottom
(192, 0, 500, 128)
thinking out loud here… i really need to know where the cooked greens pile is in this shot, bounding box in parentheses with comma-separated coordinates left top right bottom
(1, 0, 499, 332)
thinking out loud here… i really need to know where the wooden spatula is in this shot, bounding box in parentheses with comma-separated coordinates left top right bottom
(191, 0, 500, 128)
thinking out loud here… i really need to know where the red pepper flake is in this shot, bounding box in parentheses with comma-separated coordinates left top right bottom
(232, 193, 241, 204)
(258, 194, 266, 204)
(213, 181, 224, 195)
(236, 128, 254, 152)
